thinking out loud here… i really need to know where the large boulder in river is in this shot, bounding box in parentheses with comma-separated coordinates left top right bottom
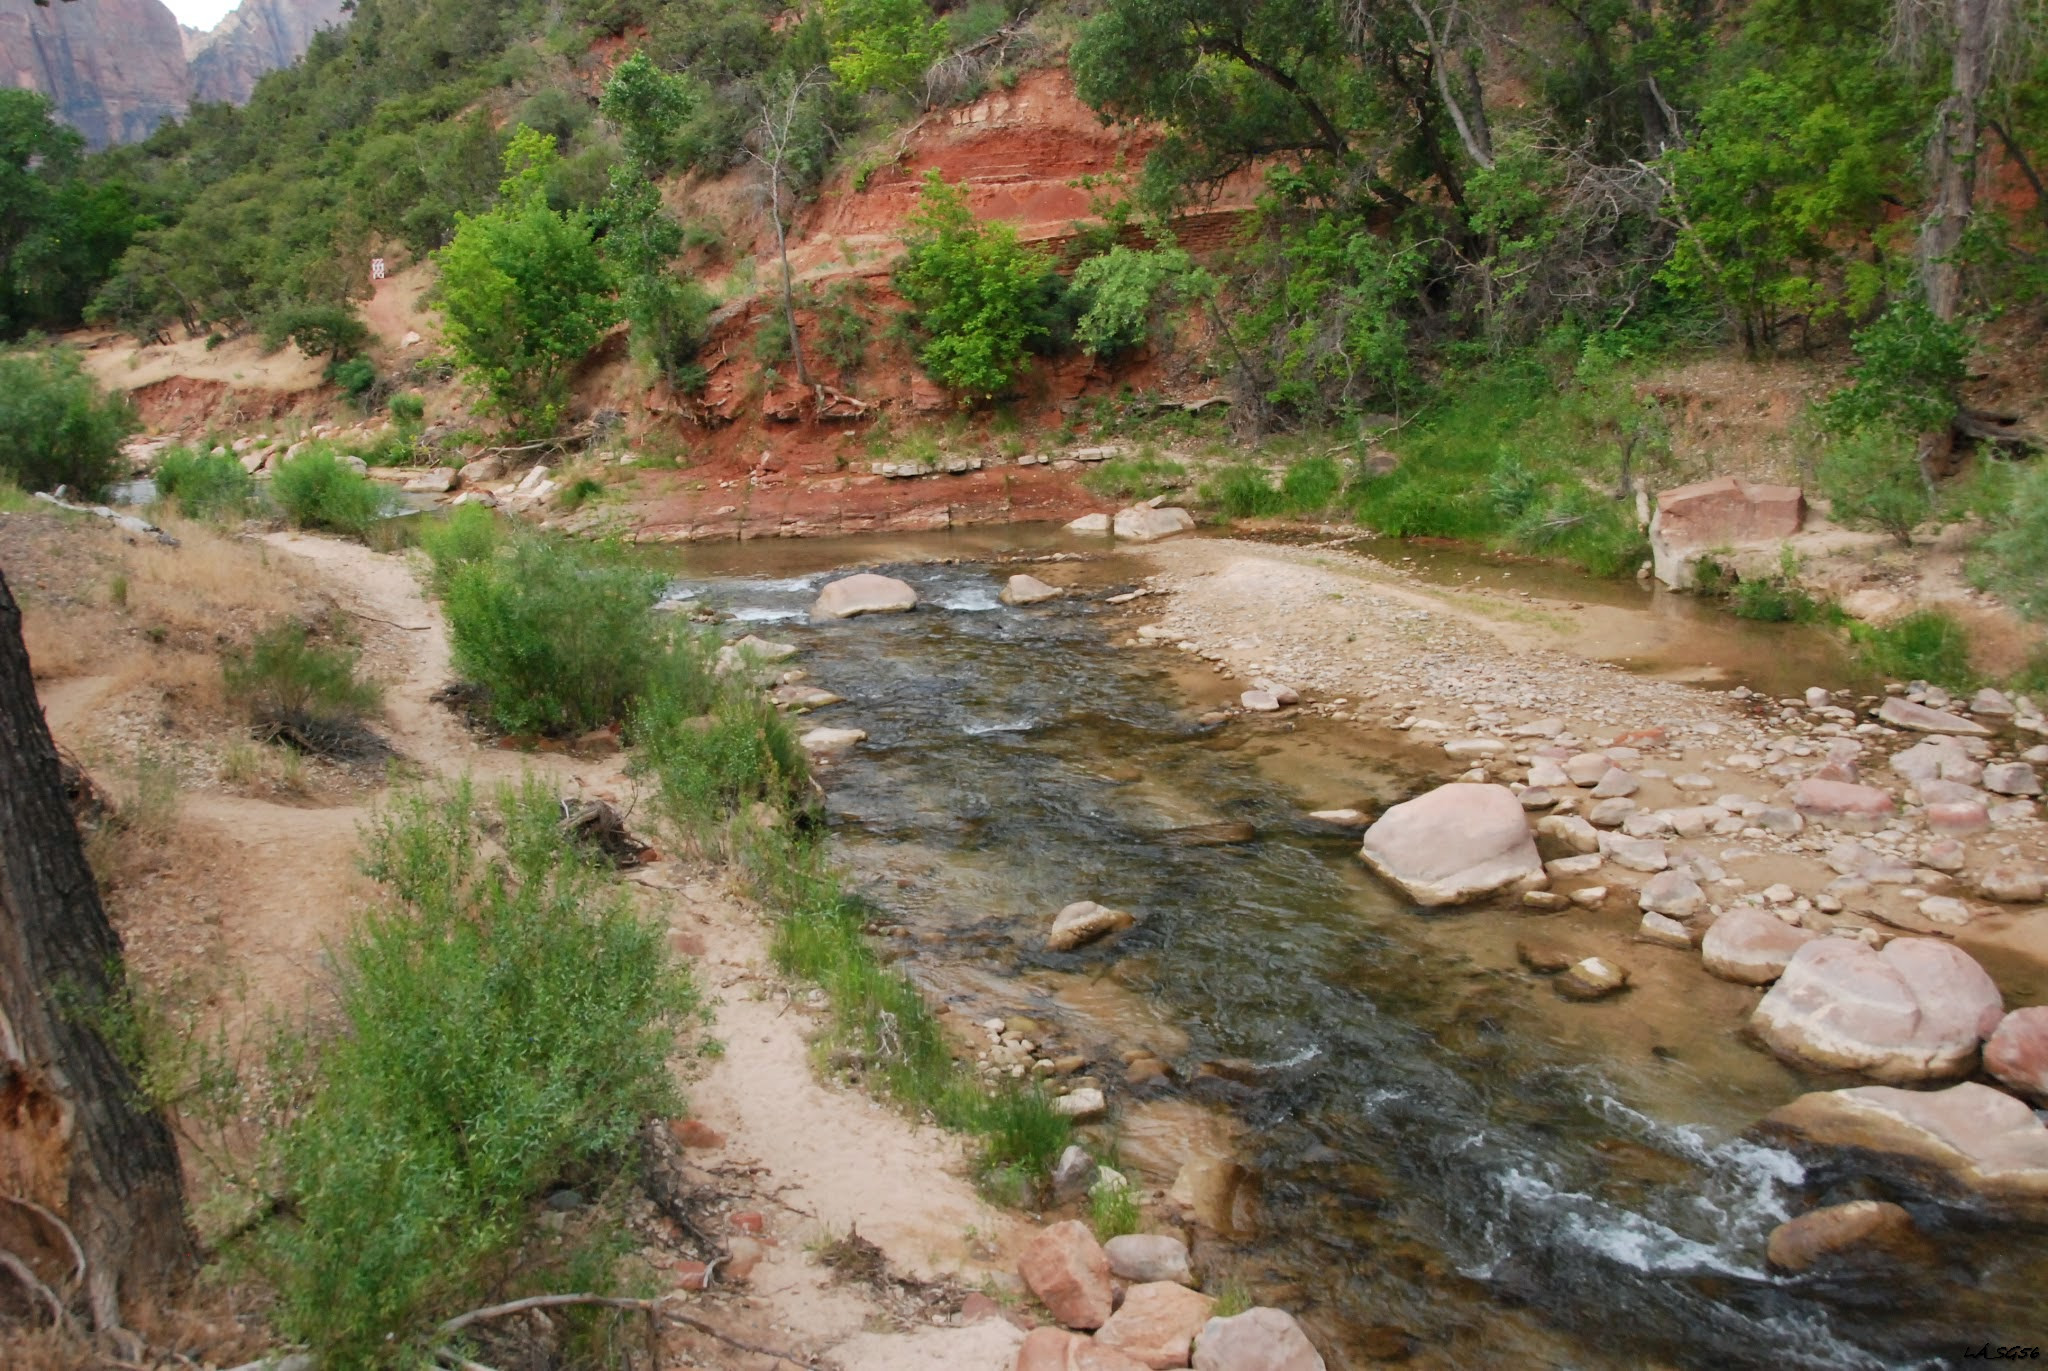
(1002, 573, 1061, 605)
(809, 572, 918, 621)
(1358, 783, 1543, 907)
(1113, 506, 1196, 542)
(1757, 1082, 2048, 1218)
(1751, 937, 2004, 1082)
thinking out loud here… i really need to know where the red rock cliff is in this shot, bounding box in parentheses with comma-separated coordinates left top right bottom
(186, 0, 344, 106)
(0, 0, 188, 147)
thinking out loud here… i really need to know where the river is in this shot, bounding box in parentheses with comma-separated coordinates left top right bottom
(656, 530, 2045, 1371)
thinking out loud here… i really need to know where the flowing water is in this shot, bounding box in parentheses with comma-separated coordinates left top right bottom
(657, 532, 2046, 1370)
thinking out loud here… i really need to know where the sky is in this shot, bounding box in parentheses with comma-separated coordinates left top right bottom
(162, 0, 241, 30)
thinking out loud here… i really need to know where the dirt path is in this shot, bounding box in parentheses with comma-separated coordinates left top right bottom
(63, 529, 1031, 1369)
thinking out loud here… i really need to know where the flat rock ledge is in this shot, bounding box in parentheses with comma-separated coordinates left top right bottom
(1756, 1083, 2048, 1219)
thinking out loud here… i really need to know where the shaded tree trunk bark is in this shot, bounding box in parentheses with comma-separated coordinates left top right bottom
(1919, 0, 1992, 321)
(0, 567, 196, 1330)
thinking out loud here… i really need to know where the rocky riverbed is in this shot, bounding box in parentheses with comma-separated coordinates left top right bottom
(1122, 535, 2048, 1227)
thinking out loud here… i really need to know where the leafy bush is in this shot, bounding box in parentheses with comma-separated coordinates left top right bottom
(1072, 246, 1197, 358)
(326, 355, 378, 399)
(1081, 453, 1186, 501)
(437, 129, 618, 434)
(1815, 426, 1931, 545)
(633, 684, 811, 831)
(1202, 464, 1284, 518)
(826, 0, 945, 97)
(0, 346, 135, 498)
(223, 621, 383, 746)
(263, 779, 694, 1367)
(1820, 301, 1970, 437)
(262, 302, 370, 360)
(1850, 610, 1977, 688)
(895, 172, 1054, 398)
(418, 500, 508, 590)
(1970, 460, 2048, 622)
(271, 448, 400, 537)
(1201, 455, 1345, 519)
(153, 446, 254, 519)
(442, 536, 671, 734)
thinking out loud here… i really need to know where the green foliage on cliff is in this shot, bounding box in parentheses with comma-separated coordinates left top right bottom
(894, 171, 1061, 397)
(436, 130, 618, 433)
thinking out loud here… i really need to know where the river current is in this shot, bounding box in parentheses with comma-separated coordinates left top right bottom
(658, 531, 2044, 1370)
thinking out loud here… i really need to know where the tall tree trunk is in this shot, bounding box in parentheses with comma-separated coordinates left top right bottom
(0, 568, 196, 1331)
(1920, 0, 1993, 321)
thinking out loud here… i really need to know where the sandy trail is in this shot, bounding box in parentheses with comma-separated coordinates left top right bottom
(137, 531, 1029, 1369)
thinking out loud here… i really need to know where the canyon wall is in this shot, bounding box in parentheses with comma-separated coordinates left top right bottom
(0, 0, 342, 148)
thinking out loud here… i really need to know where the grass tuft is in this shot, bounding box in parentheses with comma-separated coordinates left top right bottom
(1849, 609, 1977, 689)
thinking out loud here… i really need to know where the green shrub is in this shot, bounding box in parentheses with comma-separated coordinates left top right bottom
(1850, 609, 1976, 688)
(895, 172, 1055, 398)
(223, 621, 382, 745)
(1081, 453, 1186, 501)
(1278, 454, 1344, 512)
(1202, 464, 1284, 518)
(1729, 575, 1828, 623)
(263, 779, 694, 1367)
(326, 355, 378, 399)
(271, 447, 401, 537)
(418, 500, 507, 591)
(1971, 460, 2048, 622)
(442, 537, 671, 734)
(1819, 301, 1970, 437)
(154, 446, 255, 520)
(0, 346, 135, 499)
(262, 302, 370, 361)
(633, 683, 809, 829)
(1815, 426, 1931, 546)
(388, 392, 426, 426)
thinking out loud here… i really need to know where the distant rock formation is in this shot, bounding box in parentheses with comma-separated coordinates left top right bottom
(186, 0, 344, 107)
(0, 0, 189, 147)
(0, 0, 343, 148)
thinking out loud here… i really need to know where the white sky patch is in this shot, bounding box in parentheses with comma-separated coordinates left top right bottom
(162, 0, 242, 31)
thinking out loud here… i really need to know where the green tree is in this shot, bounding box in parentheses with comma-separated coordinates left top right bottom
(825, 0, 945, 99)
(0, 346, 136, 499)
(894, 171, 1052, 398)
(1072, 245, 1200, 358)
(261, 302, 371, 362)
(2, 90, 147, 338)
(435, 129, 618, 434)
(599, 50, 703, 176)
(599, 169, 711, 388)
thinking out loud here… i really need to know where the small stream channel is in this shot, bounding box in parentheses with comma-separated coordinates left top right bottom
(655, 531, 2043, 1370)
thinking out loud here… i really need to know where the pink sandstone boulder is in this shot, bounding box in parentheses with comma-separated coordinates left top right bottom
(1701, 907, 1819, 985)
(810, 572, 919, 621)
(1758, 1082, 2048, 1218)
(1877, 697, 1993, 736)
(1096, 1282, 1218, 1369)
(1751, 937, 2004, 1081)
(1650, 477, 1804, 588)
(1985, 1007, 2048, 1103)
(1191, 1308, 1327, 1371)
(1017, 1327, 1154, 1371)
(1788, 778, 1896, 825)
(1019, 1220, 1115, 1330)
(1358, 783, 1543, 906)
